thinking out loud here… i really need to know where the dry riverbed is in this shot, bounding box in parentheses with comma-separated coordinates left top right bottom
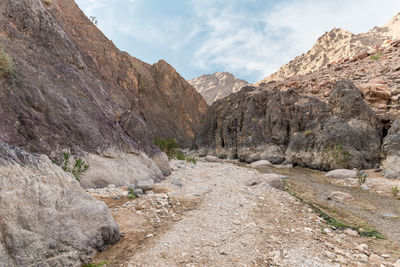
(87, 159, 400, 267)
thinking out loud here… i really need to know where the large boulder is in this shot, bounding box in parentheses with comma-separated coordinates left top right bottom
(383, 119, 400, 179)
(198, 81, 382, 171)
(358, 78, 391, 106)
(0, 141, 120, 266)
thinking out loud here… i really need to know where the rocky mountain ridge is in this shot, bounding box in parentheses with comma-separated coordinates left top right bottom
(188, 72, 248, 105)
(258, 12, 400, 83)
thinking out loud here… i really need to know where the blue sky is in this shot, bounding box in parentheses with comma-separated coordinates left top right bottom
(75, 0, 400, 83)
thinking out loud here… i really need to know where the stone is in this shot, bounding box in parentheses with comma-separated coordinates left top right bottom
(262, 174, 285, 190)
(382, 213, 399, 220)
(204, 155, 218, 162)
(108, 184, 116, 189)
(368, 254, 383, 266)
(250, 160, 273, 168)
(325, 169, 357, 179)
(134, 189, 144, 196)
(329, 191, 353, 201)
(344, 228, 359, 237)
(198, 81, 382, 171)
(358, 80, 391, 104)
(0, 141, 120, 266)
(383, 119, 400, 180)
(353, 253, 368, 263)
(171, 177, 183, 188)
(135, 179, 155, 191)
(360, 184, 370, 191)
(151, 152, 171, 176)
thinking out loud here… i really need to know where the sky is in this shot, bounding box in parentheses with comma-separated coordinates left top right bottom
(74, 0, 400, 83)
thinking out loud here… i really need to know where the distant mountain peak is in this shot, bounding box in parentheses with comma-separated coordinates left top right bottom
(257, 12, 400, 84)
(189, 72, 248, 105)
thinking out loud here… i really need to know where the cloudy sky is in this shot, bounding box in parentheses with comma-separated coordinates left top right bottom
(75, 0, 400, 83)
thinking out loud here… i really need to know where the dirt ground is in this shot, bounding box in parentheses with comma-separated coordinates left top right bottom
(87, 160, 400, 267)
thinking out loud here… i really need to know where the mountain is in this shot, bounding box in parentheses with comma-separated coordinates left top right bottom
(258, 12, 400, 84)
(189, 72, 248, 105)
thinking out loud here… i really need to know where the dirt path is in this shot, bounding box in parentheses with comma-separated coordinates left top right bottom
(89, 160, 400, 267)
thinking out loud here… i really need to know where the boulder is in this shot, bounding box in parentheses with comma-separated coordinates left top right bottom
(0, 141, 120, 266)
(250, 160, 273, 168)
(383, 119, 400, 179)
(325, 169, 357, 179)
(262, 174, 285, 190)
(198, 81, 382, 171)
(204, 155, 218, 162)
(358, 79, 391, 105)
(135, 179, 155, 191)
(151, 152, 171, 176)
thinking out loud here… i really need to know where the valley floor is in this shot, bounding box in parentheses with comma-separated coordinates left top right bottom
(89, 160, 400, 267)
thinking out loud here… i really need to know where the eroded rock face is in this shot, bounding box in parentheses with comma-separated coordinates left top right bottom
(0, 141, 120, 266)
(0, 0, 206, 186)
(383, 119, 400, 179)
(198, 81, 382, 171)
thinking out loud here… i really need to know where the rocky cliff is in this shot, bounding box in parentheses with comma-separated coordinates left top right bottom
(0, 0, 207, 187)
(258, 12, 400, 84)
(198, 81, 382, 171)
(189, 72, 248, 105)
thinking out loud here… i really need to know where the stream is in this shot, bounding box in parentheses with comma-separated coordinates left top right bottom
(256, 166, 400, 246)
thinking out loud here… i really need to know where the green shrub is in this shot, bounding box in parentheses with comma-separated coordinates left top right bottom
(154, 137, 179, 158)
(370, 52, 382, 61)
(175, 150, 186, 160)
(0, 45, 16, 78)
(392, 186, 399, 197)
(82, 262, 107, 267)
(186, 156, 197, 164)
(61, 152, 89, 182)
(304, 130, 313, 137)
(128, 189, 136, 199)
(357, 171, 367, 185)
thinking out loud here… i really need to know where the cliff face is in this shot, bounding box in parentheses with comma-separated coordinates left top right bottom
(188, 72, 248, 105)
(0, 0, 207, 158)
(258, 12, 400, 84)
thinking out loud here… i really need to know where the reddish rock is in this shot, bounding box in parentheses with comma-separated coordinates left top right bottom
(358, 80, 391, 103)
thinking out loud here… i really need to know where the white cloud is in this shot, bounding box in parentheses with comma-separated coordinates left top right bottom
(191, 0, 400, 82)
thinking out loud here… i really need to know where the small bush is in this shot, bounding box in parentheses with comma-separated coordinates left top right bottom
(304, 130, 313, 137)
(154, 137, 179, 158)
(82, 262, 107, 267)
(324, 143, 350, 167)
(186, 156, 197, 164)
(128, 189, 136, 199)
(175, 150, 186, 160)
(370, 52, 382, 61)
(0, 45, 16, 78)
(61, 152, 89, 182)
(357, 171, 367, 185)
(392, 186, 399, 197)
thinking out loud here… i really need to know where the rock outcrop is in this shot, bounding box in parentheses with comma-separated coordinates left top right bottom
(383, 119, 400, 179)
(189, 72, 248, 105)
(198, 81, 382, 171)
(0, 140, 120, 266)
(258, 12, 400, 84)
(0, 0, 207, 187)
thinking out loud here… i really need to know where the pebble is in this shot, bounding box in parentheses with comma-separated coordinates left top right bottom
(360, 184, 370, 191)
(134, 188, 144, 196)
(323, 228, 332, 234)
(344, 228, 359, 237)
(171, 177, 183, 187)
(108, 184, 116, 189)
(382, 213, 399, 220)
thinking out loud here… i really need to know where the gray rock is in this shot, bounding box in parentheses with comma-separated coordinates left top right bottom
(329, 191, 353, 201)
(325, 169, 357, 179)
(135, 179, 155, 191)
(171, 177, 183, 187)
(383, 119, 400, 179)
(0, 141, 120, 266)
(263, 174, 285, 190)
(250, 160, 273, 168)
(108, 184, 116, 189)
(360, 184, 370, 191)
(198, 81, 382, 171)
(382, 213, 399, 220)
(204, 155, 218, 162)
(152, 152, 171, 176)
(134, 189, 144, 196)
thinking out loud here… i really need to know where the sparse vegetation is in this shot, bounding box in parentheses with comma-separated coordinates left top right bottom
(154, 137, 179, 158)
(357, 171, 368, 185)
(82, 262, 107, 267)
(370, 52, 382, 61)
(128, 189, 137, 199)
(138, 81, 148, 95)
(154, 137, 197, 164)
(392, 186, 399, 197)
(0, 45, 16, 78)
(251, 117, 258, 123)
(324, 143, 350, 167)
(61, 152, 89, 182)
(304, 130, 313, 137)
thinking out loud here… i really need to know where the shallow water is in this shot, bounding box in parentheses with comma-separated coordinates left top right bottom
(257, 166, 400, 245)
